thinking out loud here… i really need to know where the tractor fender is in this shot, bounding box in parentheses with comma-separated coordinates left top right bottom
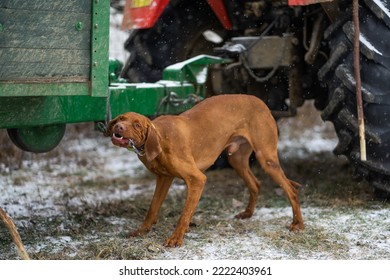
(121, 0, 170, 30)
(121, 0, 232, 30)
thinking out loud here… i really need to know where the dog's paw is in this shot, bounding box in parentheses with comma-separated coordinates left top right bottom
(288, 222, 304, 232)
(164, 235, 184, 247)
(234, 210, 253, 219)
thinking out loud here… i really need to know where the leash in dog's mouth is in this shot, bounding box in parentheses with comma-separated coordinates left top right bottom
(112, 133, 145, 156)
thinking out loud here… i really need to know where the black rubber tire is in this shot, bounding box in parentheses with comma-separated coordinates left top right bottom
(120, 1, 226, 82)
(7, 124, 66, 153)
(319, 0, 390, 197)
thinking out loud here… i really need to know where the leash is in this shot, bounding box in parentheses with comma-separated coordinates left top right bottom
(127, 139, 145, 156)
(96, 87, 112, 135)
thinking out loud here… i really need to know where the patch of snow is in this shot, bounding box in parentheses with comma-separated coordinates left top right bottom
(278, 127, 337, 155)
(109, 8, 130, 63)
(278, 123, 338, 159)
(372, 0, 390, 19)
(360, 33, 383, 55)
(1, 137, 147, 219)
(159, 207, 390, 260)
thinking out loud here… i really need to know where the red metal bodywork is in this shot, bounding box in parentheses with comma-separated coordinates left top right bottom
(121, 0, 334, 30)
(121, 0, 169, 30)
(122, 0, 232, 30)
(206, 0, 232, 30)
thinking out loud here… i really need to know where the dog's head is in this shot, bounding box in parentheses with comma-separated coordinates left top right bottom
(106, 112, 162, 161)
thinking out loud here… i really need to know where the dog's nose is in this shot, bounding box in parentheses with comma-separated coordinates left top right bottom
(114, 123, 125, 133)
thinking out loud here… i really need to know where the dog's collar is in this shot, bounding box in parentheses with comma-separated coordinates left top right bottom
(127, 123, 155, 156)
(127, 139, 145, 156)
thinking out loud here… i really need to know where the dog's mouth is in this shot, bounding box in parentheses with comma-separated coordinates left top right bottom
(111, 133, 131, 147)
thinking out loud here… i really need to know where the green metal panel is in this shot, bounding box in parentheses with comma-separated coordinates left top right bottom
(0, 96, 103, 128)
(0, 0, 109, 97)
(0, 0, 91, 13)
(0, 0, 91, 82)
(0, 83, 90, 97)
(109, 84, 165, 118)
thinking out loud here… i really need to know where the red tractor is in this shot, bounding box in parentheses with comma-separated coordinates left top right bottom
(119, 0, 390, 197)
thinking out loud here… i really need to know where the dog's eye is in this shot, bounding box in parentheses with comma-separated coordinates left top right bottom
(133, 122, 141, 129)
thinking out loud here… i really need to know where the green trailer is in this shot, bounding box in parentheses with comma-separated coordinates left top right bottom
(0, 0, 226, 153)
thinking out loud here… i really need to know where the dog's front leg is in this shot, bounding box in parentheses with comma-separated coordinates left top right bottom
(128, 175, 173, 237)
(165, 172, 207, 247)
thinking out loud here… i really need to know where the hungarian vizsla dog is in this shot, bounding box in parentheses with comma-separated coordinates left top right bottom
(106, 94, 304, 247)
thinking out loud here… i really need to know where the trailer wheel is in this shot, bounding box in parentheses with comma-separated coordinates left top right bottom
(120, 1, 226, 82)
(7, 124, 66, 153)
(319, 0, 390, 197)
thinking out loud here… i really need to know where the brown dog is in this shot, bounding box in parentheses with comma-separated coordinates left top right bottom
(106, 94, 304, 247)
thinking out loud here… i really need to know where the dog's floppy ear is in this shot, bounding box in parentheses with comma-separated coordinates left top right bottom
(144, 124, 162, 162)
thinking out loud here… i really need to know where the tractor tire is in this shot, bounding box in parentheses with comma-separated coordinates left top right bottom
(319, 0, 390, 197)
(120, 1, 226, 82)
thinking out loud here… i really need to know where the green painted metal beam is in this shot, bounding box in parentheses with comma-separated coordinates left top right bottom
(0, 81, 196, 129)
(163, 54, 231, 84)
(90, 0, 110, 97)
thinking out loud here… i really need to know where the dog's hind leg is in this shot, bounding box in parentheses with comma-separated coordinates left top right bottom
(227, 142, 261, 219)
(255, 148, 304, 231)
(249, 117, 304, 231)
